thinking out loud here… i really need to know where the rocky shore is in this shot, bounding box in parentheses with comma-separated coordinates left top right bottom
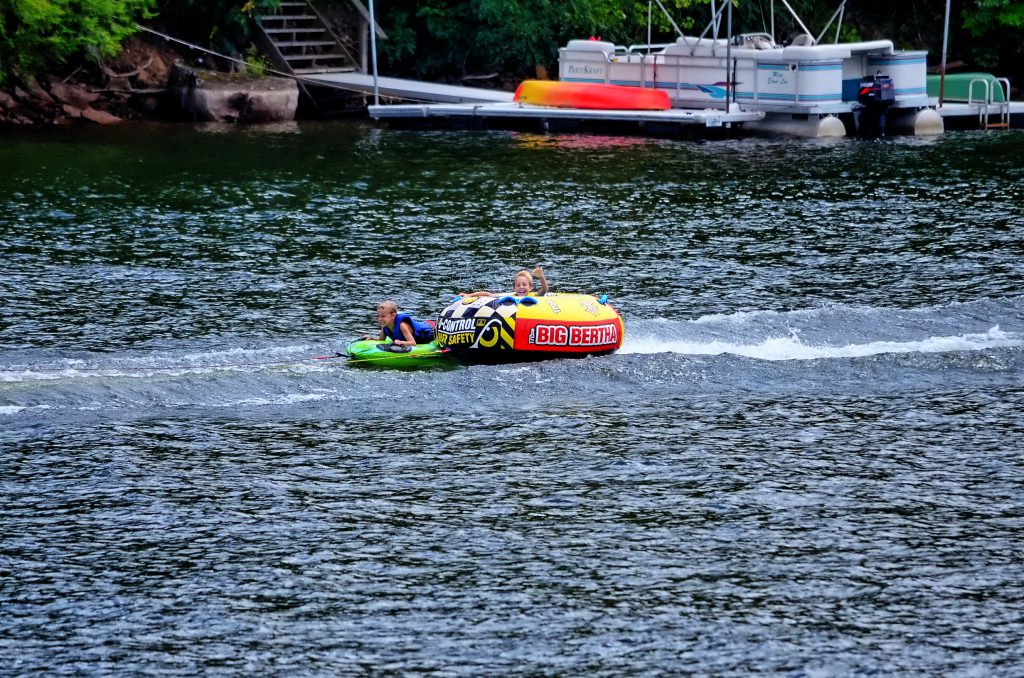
(0, 35, 297, 126)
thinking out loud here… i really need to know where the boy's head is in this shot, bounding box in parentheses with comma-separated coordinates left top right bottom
(513, 271, 533, 295)
(376, 300, 398, 325)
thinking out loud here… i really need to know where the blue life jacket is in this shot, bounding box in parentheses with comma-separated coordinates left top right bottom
(384, 313, 435, 343)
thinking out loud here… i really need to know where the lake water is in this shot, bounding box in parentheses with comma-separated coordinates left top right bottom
(2, 122, 1023, 675)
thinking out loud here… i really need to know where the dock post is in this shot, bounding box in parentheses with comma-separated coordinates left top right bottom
(369, 0, 380, 105)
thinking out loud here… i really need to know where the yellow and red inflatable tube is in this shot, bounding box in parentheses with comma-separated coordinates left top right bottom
(436, 293, 624, 364)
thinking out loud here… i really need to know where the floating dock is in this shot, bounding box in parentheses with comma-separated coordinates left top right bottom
(305, 67, 1023, 138)
(936, 100, 1024, 131)
(302, 44, 1022, 138)
(367, 98, 1024, 138)
(368, 101, 763, 135)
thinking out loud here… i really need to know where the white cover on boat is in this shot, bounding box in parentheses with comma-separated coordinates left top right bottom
(663, 38, 729, 56)
(565, 40, 616, 55)
(842, 40, 894, 54)
(782, 40, 893, 61)
(782, 45, 850, 60)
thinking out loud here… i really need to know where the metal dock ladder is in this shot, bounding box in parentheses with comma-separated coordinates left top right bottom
(969, 77, 1011, 130)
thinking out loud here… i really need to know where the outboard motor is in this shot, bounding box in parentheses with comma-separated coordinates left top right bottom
(858, 74, 895, 105)
(857, 73, 895, 137)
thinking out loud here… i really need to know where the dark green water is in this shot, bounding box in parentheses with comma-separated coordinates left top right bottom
(2, 122, 1023, 675)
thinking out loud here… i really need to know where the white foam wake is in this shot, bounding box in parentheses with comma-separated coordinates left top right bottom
(0, 344, 334, 383)
(620, 326, 1022, 361)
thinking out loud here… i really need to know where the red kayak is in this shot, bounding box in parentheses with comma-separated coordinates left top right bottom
(513, 79, 670, 111)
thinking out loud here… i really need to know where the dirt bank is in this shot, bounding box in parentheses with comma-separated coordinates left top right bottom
(1, 34, 188, 126)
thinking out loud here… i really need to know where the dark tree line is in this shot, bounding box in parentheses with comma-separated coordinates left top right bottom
(372, 0, 1024, 89)
(3, 1, 1023, 90)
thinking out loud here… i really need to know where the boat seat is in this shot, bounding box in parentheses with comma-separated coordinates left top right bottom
(734, 33, 776, 50)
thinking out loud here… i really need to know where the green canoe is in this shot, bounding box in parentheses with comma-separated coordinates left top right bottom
(927, 73, 1007, 103)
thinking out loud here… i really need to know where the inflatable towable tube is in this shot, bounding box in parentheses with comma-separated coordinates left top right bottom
(436, 293, 623, 364)
(345, 340, 450, 368)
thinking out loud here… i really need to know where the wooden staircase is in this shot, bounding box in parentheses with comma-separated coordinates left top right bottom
(255, 1, 359, 75)
(253, 0, 375, 115)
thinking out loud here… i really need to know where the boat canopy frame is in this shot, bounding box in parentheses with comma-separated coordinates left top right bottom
(644, 0, 855, 58)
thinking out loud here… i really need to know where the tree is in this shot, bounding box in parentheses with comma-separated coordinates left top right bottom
(152, 0, 281, 56)
(0, 0, 156, 84)
(377, 0, 730, 80)
(962, 0, 1024, 86)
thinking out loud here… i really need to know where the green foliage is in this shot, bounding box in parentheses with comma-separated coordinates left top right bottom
(243, 45, 271, 77)
(0, 0, 155, 83)
(152, 0, 280, 54)
(4, 0, 1023, 96)
(961, 0, 1024, 75)
(376, 1, 935, 80)
(965, 0, 1024, 31)
(378, 0, 718, 80)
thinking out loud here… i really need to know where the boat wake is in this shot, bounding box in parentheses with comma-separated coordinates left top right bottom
(0, 343, 338, 383)
(622, 325, 1022, 361)
(2, 298, 1022, 422)
(620, 298, 1024, 361)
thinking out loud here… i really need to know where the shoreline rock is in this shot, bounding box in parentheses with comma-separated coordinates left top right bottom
(0, 34, 298, 127)
(169, 64, 298, 123)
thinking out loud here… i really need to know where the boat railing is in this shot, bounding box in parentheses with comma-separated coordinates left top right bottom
(969, 76, 1011, 129)
(999, 77, 1011, 98)
(626, 43, 674, 55)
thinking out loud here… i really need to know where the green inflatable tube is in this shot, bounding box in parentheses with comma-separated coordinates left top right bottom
(344, 340, 451, 368)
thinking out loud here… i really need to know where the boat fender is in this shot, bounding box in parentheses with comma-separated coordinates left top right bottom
(598, 294, 608, 305)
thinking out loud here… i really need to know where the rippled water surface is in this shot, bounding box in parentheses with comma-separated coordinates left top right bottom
(2, 123, 1024, 675)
